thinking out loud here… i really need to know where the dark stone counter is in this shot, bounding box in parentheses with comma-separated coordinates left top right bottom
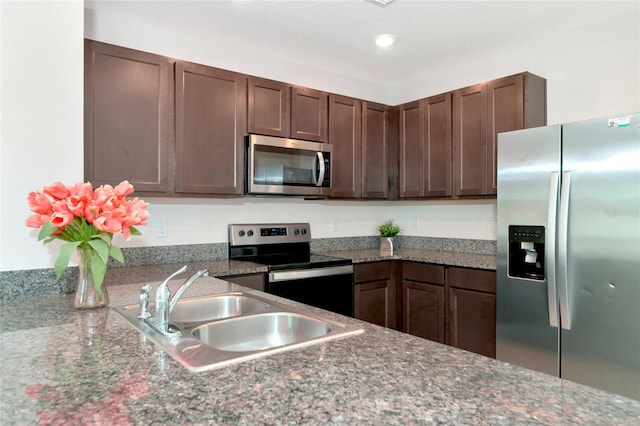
(1, 276, 638, 425)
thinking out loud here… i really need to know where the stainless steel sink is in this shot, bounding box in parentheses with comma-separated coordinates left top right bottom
(169, 293, 269, 323)
(114, 291, 363, 372)
(192, 312, 332, 352)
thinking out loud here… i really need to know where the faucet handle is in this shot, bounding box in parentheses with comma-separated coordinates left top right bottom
(137, 284, 152, 319)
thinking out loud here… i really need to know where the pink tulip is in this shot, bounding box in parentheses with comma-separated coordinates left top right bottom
(43, 182, 70, 201)
(27, 191, 53, 215)
(93, 214, 123, 234)
(50, 211, 74, 228)
(114, 180, 134, 199)
(26, 213, 51, 228)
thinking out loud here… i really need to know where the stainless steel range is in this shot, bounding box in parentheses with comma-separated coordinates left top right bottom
(228, 223, 354, 317)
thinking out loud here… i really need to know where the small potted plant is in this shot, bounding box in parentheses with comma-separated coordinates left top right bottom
(377, 219, 401, 256)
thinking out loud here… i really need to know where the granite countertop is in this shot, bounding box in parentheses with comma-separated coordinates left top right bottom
(320, 249, 497, 270)
(1, 276, 639, 425)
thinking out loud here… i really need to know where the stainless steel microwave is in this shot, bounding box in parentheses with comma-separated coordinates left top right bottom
(246, 134, 332, 196)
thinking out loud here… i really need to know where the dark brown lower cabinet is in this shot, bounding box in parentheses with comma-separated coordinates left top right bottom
(354, 262, 396, 328)
(401, 262, 445, 343)
(402, 281, 445, 343)
(446, 267, 496, 358)
(354, 261, 496, 359)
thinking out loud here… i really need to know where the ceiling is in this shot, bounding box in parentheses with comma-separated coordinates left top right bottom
(84, 0, 634, 88)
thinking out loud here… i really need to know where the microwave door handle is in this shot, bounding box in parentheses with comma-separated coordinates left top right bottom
(314, 152, 325, 187)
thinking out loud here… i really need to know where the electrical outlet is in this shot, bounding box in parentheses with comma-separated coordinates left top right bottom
(156, 219, 169, 238)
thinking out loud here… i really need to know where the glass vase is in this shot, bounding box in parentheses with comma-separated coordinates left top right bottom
(74, 248, 109, 309)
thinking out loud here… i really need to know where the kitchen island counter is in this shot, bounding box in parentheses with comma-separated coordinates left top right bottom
(1, 277, 638, 425)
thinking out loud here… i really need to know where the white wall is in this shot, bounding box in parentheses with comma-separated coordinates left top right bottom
(2, 2, 638, 271)
(1, 1, 84, 271)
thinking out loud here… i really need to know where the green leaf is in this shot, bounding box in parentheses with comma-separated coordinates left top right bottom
(129, 226, 142, 236)
(88, 238, 109, 264)
(54, 241, 81, 277)
(109, 245, 125, 264)
(38, 222, 57, 242)
(90, 254, 107, 289)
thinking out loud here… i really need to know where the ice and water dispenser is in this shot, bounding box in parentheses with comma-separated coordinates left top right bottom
(508, 226, 545, 280)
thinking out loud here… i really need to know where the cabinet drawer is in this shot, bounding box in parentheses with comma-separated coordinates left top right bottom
(354, 261, 392, 283)
(402, 262, 444, 285)
(447, 267, 496, 293)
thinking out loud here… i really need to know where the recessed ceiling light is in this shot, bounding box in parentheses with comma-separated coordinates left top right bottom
(375, 34, 395, 48)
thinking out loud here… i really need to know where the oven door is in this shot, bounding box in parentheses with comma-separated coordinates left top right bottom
(267, 264, 354, 317)
(247, 134, 331, 196)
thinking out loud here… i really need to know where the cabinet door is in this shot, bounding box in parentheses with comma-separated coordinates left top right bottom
(453, 84, 487, 196)
(398, 101, 423, 198)
(362, 102, 389, 199)
(175, 62, 246, 195)
(487, 74, 524, 195)
(447, 267, 496, 358)
(424, 93, 452, 197)
(402, 280, 445, 343)
(248, 77, 290, 137)
(448, 287, 496, 358)
(487, 72, 546, 195)
(355, 281, 394, 328)
(354, 262, 396, 329)
(329, 95, 362, 198)
(84, 40, 172, 193)
(291, 87, 328, 142)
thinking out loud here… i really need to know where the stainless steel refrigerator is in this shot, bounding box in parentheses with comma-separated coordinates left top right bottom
(496, 113, 640, 401)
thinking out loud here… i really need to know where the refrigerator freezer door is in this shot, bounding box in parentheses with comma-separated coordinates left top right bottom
(560, 113, 640, 400)
(497, 125, 561, 376)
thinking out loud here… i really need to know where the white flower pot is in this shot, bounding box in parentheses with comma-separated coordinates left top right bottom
(379, 237, 394, 256)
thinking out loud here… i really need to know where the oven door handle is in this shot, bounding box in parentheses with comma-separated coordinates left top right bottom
(269, 264, 353, 283)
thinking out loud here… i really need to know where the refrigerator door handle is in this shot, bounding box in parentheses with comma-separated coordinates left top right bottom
(558, 171, 572, 330)
(546, 172, 560, 328)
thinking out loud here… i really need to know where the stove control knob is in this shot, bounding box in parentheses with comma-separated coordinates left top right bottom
(301, 228, 307, 235)
(247, 230, 254, 237)
(238, 230, 245, 237)
(294, 228, 300, 236)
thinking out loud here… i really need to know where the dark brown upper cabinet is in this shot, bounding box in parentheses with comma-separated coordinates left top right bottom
(361, 102, 390, 199)
(453, 83, 488, 197)
(398, 100, 423, 198)
(398, 94, 452, 199)
(84, 40, 173, 193)
(291, 86, 328, 142)
(175, 61, 246, 195)
(248, 77, 328, 142)
(453, 72, 546, 197)
(247, 77, 290, 138)
(328, 94, 362, 198)
(486, 73, 547, 194)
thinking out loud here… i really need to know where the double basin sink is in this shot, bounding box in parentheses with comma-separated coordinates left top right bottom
(114, 291, 363, 371)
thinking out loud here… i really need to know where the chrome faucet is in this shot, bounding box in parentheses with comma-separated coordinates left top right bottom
(153, 265, 187, 334)
(142, 266, 209, 336)
(168, 269, 209, 313)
